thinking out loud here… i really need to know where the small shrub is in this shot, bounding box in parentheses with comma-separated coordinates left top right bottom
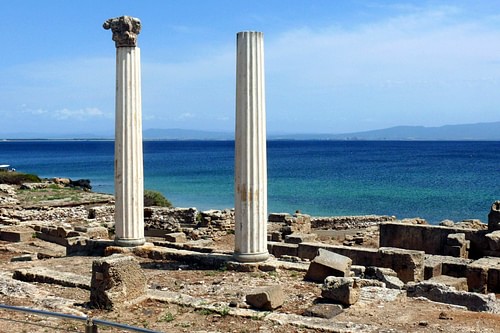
(160, 312, 175, 322)
(144, 190, 172, 207)
(0, 172, 41, 185)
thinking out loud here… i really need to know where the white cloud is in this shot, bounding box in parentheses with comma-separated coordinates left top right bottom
(22, 107, 110, 121)
(53, 108, 110, 120)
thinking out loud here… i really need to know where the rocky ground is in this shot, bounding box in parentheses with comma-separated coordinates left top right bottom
(0, 183, 498, 332)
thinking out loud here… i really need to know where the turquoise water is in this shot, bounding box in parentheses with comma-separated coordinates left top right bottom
(0, 140, 498, 223)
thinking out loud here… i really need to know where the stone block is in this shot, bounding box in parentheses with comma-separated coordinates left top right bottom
(297, 242, 324, 260)
(305, 248, 352, 282)
(428, 275, 468, 291)
(488, 265, 500, 293)
(467, 257, 500, 294)
(379, 247, 425, 283)
(444, 245, 466, 258)
(0, 227, 34, 242)
(90, 254, 147, 310)
(321, 276, 360, 306)
(284, 233, 317, 244)
(407, 282, 499, 312)
(365, 266, 404, 289)
(164, 232, 187, 243)
(85, 227, 110, 239)
(245, 285, 284, 310)
(485, 230, 500, 251)
(424, 255, 442, 280)
(439, 256, 473, 278)
(447, 233, 466, 246)
(466, 263, 488, 293)
(267, 241, 298, 258)
(268, 213, 292, 223)
(303, 303, 343, 319)
(56, 226, 71, 238)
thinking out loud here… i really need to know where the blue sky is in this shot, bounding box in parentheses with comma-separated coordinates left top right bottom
(1, 0, 500, 136)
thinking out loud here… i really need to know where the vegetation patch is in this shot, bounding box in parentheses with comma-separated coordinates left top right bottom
(144, 190, 172, 207)
(0, 172, 41, 185)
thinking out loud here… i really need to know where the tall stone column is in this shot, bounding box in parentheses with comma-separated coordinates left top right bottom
(234, 31, 269, 262)
(104, 16, 145, 247)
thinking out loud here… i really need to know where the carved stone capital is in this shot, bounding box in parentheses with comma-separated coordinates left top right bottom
(103, 16, 141, 48)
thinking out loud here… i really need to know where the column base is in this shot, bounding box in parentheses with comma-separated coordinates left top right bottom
(233, 251, 269, 263)
(114, 237, 146, 247)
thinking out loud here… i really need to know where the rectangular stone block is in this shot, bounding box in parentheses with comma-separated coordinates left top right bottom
(379, 247, 425, 283)
(267, 241, 298, 258)
(424, 255, 442, 280)
(466, 264, 488, 293)
(429, 275, 468, 291)
(467, 257, 500, 294)
(0, 228, 34, 242)
(246, 285, 284, 310)
(305, 248, 352, 282)
(90, 254, 147, 310)
(284, 233, 317, 244)
(164, 232, 187, 243)
(321, 276, 360, 306)
(488, 266, 500, 293)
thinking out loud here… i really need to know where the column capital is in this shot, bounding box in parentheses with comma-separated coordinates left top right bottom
(103, 16, 141, 48)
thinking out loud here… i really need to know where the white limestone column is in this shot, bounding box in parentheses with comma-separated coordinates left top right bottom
(104, 16, 145, 247)
(234, 31, 269, 262)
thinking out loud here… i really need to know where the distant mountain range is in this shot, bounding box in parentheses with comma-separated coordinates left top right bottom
(1, 121, 499, 141)
(144, 122, 500, 140)
(275, 121, 500, 141)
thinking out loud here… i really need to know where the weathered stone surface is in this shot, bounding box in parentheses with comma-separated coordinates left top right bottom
(424, 255, 443, 279)
(0, 226, 34, 242)
(379, 247, 424, 283)
(284, 233, 317, 244)
(245, 285, 284, 310)
(267, 241, 298, 258)
(379, 222, 486, 257)
(485, 230, 500, 251)
(13, 267, 90, 290)
(268, 213, 292, 223)
(466, 257, 500, 294)
(103, 16, 141, 47)
(303, 303, 343, 318)
(428, 275, 468, 291)
(488, 200, 500, 231)
(321, 276, 360, 306)
(164, 232, 187, 243)
(90, 254, 147, 309)
(365, 266, 404, 289)
(311, 215, 395, 230)
(304, 248, 352, 282)
(144, 207, 196, 231)
(407, 282, 499, 313)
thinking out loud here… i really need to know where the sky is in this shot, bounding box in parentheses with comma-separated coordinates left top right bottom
(1, 0, 500, 136)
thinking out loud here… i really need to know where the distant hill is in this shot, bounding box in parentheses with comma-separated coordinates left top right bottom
(1, 121, 499, 141)
(334, 122, 500, 140)
(270, 121, 500, 141)
(143, 128, 232, 140)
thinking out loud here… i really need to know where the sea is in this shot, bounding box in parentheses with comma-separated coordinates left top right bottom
(0, 140, 498, 224)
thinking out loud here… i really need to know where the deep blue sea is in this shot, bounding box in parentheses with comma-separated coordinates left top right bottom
(0, 140, 498, 224)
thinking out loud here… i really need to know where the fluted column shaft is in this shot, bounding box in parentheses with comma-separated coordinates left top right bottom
(234, 31, 269, 262)
(114, 47, 145, 246)
(104, 16, 145, 247)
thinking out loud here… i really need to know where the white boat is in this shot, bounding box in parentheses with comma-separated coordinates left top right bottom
(0, 165, 15, 172)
